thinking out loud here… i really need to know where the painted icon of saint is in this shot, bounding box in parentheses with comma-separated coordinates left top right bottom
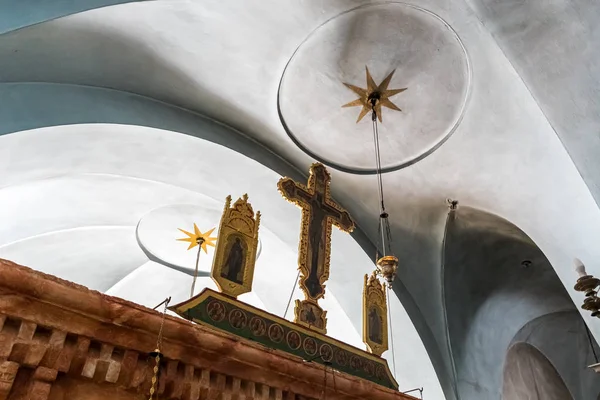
(368, 306, 383, 344)
(221, 236, 245, 284)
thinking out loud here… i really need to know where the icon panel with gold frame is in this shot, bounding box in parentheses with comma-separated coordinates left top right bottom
(363, 272, 388, 356)
(210, 194, 260, 298)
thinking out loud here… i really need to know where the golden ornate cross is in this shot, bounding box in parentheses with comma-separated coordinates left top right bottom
(278, 163, 355, 303)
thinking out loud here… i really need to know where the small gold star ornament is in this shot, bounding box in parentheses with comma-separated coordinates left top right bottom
(177, 223, 217, 253)
(342, 66, 407, 123)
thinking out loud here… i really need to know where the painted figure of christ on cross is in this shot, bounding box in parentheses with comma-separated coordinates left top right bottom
(278, 163, 355, 302)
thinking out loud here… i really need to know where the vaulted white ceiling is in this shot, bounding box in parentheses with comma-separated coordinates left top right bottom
(1, 2, 599, 400)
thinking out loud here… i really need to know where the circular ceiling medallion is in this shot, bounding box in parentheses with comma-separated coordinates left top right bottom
(278, 3, 471, 174)
(136, 204, 262, 275)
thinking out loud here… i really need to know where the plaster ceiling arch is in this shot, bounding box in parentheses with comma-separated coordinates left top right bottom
(509, 311, 600, 400)
(0, 0, 144, 35)
(0, 125, 313, 311)
(0, 82, 309, 209)
(1, 0, 599, 271)
(0, 226, 148, 292)
(0, 81, 450, 396)
(277, 2, 471, 174)
(465, 0, 600, 208)
(2, 2, 600, 399)
(0, 0, 341, 165)
(0, 123, 443, 396)
(502, 342, 573, 400)
(441, 206, 577, 399)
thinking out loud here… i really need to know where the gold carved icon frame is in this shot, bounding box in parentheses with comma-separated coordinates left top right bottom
(294, 299, 328, 334)
(210, 194, 260, 298)
(363, 272, 388, 356)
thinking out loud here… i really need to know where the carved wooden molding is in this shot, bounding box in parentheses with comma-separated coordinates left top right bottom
(0, 259, 416, 400)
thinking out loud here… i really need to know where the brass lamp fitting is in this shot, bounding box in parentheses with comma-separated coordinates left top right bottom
(574, 258, 600, 317)
(377, 255, 398, 286)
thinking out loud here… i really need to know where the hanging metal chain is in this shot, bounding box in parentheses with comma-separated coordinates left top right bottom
(149, 296, 170, 400)
(149, 354, 161, 400)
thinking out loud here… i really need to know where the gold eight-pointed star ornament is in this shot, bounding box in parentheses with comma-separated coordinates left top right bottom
(342, 66, 407, 123)
(177, 223, 217, 253)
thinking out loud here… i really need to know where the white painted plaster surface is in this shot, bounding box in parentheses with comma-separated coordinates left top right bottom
(1, 1, 600, 398)
(0, 124, 439, 396)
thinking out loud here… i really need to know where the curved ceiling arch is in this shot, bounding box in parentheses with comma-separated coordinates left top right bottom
(0, 123, 443, 396)
(0, 226, 148, 292)
(442, 206, 576, 399)
(467, 0, 600, 209)
(0, 82, 303, 184)
(0, 81, 380, 278)
(0, 81, 442, 383)
(3, 3, 600, 399)
(509, 311, 600, 400)
(502, 342, 573, 400)
(0, 0, 144, 35)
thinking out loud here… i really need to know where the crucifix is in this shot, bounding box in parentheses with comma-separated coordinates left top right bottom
(278, 163, 355, 332)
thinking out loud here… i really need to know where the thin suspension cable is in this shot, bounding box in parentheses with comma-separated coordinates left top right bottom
(375, 217, 383, 262)
(283, 271, 300, 319)
(387, 284, 397, 377)
(372, 106, 389, 255)
(190, 242, 202, 298)
(384, 216, 394, 255)
(377, 118, 394, 256)
(372, 112, 386, 211)
(375, 128, 385, 210)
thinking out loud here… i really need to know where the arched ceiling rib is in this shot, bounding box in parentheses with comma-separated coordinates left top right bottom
(0, 0, 143, 35)
(0, 123, 443, 397)
(443, 207, 575, 399)
(466, 0, 600, 207)
(502, 342, 573, 400)
(2, 2, 600, 399)
(0, 226, 147, 291)
(510, 311, 600, 399)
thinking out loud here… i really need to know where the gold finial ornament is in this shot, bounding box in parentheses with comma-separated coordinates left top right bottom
(377, 255, 399, 286)
(176, 224, 217, 252)
(363, 272, 388, 356)
(210, 194, 261, 298)
(278, 163, 355, 333)
(342, 66, 407, 123)
(177, 224, 217, 298)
